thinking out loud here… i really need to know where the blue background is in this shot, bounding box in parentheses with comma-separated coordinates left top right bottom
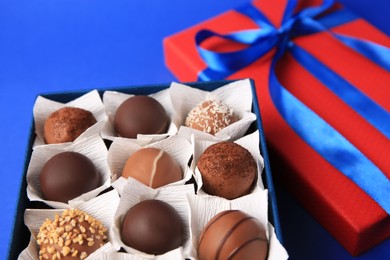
(1, 0, 389, 259)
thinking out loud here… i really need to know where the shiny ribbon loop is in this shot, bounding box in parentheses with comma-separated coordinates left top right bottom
(195, 0, 390, 214)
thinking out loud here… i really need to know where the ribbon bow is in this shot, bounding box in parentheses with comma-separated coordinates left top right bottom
(195, 0, 390, 214)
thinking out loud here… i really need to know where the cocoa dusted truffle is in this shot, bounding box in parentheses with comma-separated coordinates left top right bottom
(114, 95, 170, 138)
(198, 210, 268, 260)
(197, 142, 257, 199)
(121, 147, 182, 188)
(185, 99, 234, 135)
(44, 107, 97, 144)
(121, 199, 184, 255)
(37, 209, 108, 260)
(40, 151, 100, 203)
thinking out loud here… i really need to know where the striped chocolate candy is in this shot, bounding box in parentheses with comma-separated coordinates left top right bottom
(198, 210, 268, 260)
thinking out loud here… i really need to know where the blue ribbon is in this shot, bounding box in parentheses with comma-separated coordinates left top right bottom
(195, 0, 390, 214)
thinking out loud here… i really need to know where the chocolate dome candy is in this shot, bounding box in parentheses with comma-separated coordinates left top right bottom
(185, 99, 234, 135)
(121, 199, 184, 255)
(44, 107, 97, 144)
(198, 210, 268, 260)
(37, 209, 107, 260)
(114, 95, 170, 138)
(121, 147, 182, 188)
(197, 142, 257, 199)
(40, 151, 100, 203)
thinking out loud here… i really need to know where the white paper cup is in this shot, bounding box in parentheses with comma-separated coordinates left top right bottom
(108, 135, 193, 195)
(19, 189, 120, 260)
(171, 79, 257, 142)
(33, 90, 108, 148)
(110, 179, 195, 259)
(102, 89, 177, 144)
(26, 135, 112, 209)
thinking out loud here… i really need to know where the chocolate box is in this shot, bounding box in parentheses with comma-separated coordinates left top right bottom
(8, 79, 283, 259)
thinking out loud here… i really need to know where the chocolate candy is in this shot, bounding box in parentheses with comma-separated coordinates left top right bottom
(44, 107, 97, 144)
(114, 96, 170, 138)
(198, 210, 268, 260)
(40, 151, 100, 203)
(185, 99, 234, 135)
(37, 209, 107, 259)
(121, 199, 184, 255)
(121, 147, 182, 188)
(197, 142, 257, 199)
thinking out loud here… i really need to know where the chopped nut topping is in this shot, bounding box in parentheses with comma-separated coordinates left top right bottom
(61, 246, 70, 256)
(37, 209, 107, 259)
(80, 226, 86, 233)
(65, 224, 73, 232)
(80, 251, 88, 259)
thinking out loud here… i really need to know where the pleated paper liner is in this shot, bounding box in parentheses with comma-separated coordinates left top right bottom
(171, 79, 256, 142)
(19, 189, 120, 260)
(102, 88, 177, 144)
(33, 90, 108, 148)
(108, 135, 193, 195)
(110, 179, 193, 259)
(26, 135, 112, 209)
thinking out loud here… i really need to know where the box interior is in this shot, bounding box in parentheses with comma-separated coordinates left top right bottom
(8, 79, 282, 259)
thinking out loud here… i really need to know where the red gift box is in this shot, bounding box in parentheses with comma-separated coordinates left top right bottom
(163, 0, 390, 255)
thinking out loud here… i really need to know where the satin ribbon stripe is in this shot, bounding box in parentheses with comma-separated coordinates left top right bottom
(269, 58, 390, 214)
(195, 0, 390, 214)
(288, 43, 390, 139)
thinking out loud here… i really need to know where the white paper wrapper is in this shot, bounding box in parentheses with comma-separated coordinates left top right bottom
(192, 130, 265, 193)
(19, 189, 121, 260)
(101, 89, 177, 143)
(110, 179, 195, 259)
(26, 135, 112, 209)
(33, 90, 108, 148)
(170, 79, 257, 142)
(108, 135, 193, 195)
(186, 190, 288, 260)
(97, 248, 184, 260)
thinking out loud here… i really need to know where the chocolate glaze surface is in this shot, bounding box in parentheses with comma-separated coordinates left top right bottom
(121, 199, 184, 255)
(114, 95, 169, 138)
(40, 151, 100, 203)
(121, 147, 182, 188)
(198, 210, 268, 260)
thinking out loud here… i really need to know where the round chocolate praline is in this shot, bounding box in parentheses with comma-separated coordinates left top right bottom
(121, 147, 182, 188)
(198, 210, 268, 260)
(114, 96, 170, 138)
(185, 99, 234, 135)
(44, 107, 97, 144)
(37, 209, 108, 259)
(40, 151, 100, 203)
(197, 142, 257, 200)
(121, 199, 184, 255)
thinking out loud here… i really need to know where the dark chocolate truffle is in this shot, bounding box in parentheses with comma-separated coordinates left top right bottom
(197, 142, 257, 199)
(40, 151, 100, 203)
(198, 210, 268, 260)
(121, 147, 182, 188)
(37, 209, 108, 260)
(121, 199, 184, 255)
(185, 99, 234, 135)
(114, 96, 170, 138)
(44, 107, 97, 144)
